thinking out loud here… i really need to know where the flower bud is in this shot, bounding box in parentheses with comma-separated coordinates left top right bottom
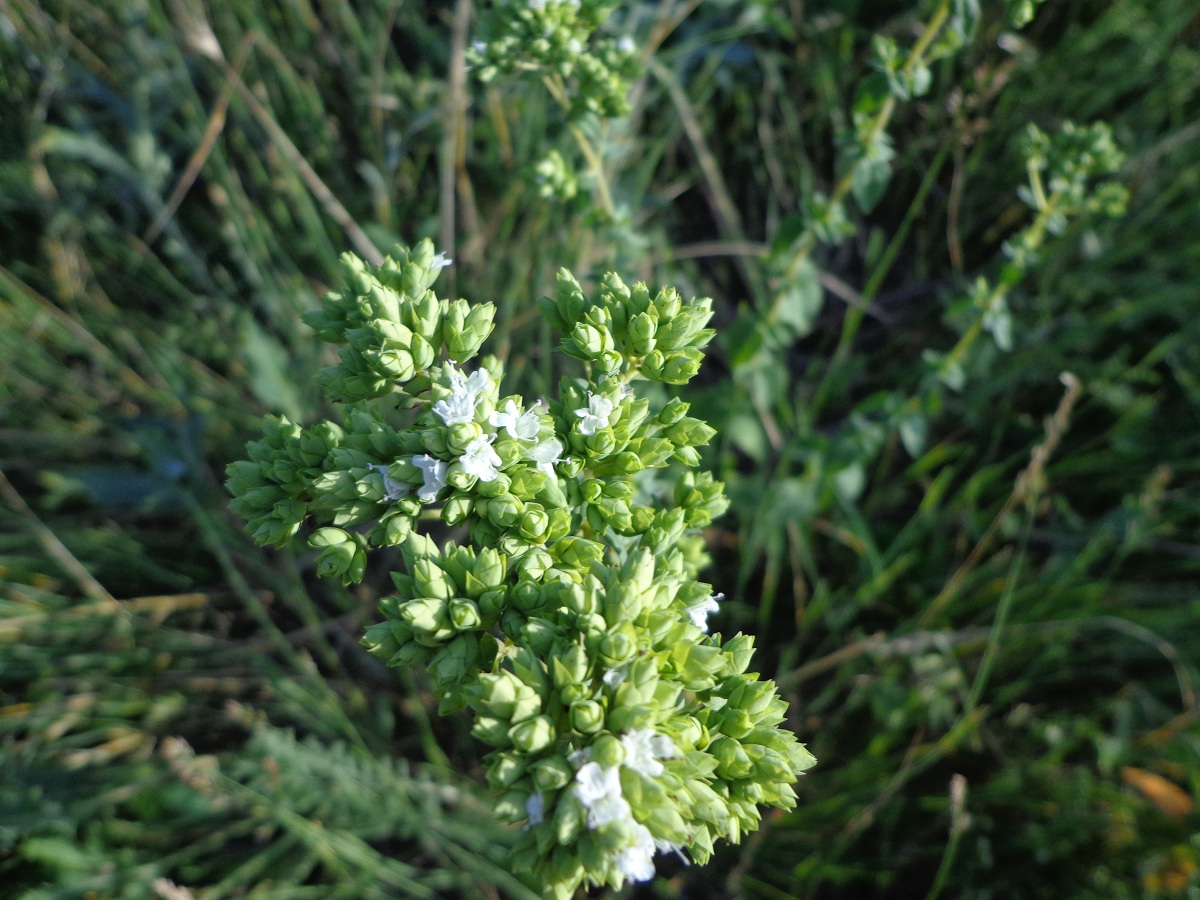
(474, 670, 520, 719)
(522, 618, 560, 658)
(654, 286, 681, 319)
(546, 507, 573, 542)
(606, 704, 655, 734)
(448, 598, 482, 631)
(590, 733, 625, 769)
(710, 736, 754, 779)
(361, 621, 401, 659)
(381, 513, 413, 545)
(485, 493, 523, 528)
(581, 479, 604, 503)
(557, 455, 585, 478)
(666, 417, 717, 448)
(569, 322, 613, 358)
(494, 790, 527, 824)
(486, 752, 526, 791)
(626, 311, 657, 356)
(661, 350, 702, 384)
(399, 597, 452, 642)
(506, 580, 541, 614)
(569, 700, 606, 735)
(728, 678, 778, 718)
(552, 537, 604, 571)
(447, 421, 483, 452)
(435, 495, 470, 528)
(597, 625, 637, 666)
(717, 708, 755, 739)
(474, 470, 512, 498)
(532, 755, 573, 791)
(518, 505, 551, 542)
(723, 634, 756, 675)
(477, 587, 507, 619)
(656, 397, 689, 426)
(471, 715, 511, 746)
(509, 715, 555, 753)
(633, 437, 673, 467)
(413, 559, 455, 600)
(585, 429, 617, 457)
(551, 642, 590, 691)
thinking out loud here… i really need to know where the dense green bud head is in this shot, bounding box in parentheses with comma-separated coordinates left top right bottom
(228, 245, 813, 899)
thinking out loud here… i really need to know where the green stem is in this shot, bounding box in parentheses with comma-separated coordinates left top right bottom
(964, 508, 1034, 715)
(776, 0, 952, 290)
(543, 73, 616, 220)
(809, 139, 953, 413)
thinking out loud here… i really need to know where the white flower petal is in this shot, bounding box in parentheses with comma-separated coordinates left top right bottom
(525, 791, 544, 826)
(460, 435, 501, 482)
(602, 668, 625, 689)
(573, 761, 631, 829)
(369, 464, 408, 502)
(614, 823, 657, 883)
(620, 729, 677, 779)
(527, 437, 563, 476)
(685, 592, 722, 631)
(575, 393, 615, 435)
(412, 455, 447, 501)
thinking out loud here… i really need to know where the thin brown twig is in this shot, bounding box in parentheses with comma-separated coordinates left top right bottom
(919, 372, 1082, 627)
(142, 34, 255, 246)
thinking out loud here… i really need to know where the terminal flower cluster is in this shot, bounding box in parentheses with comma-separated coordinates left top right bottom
(468, 0, 639, 121)
(226, 240, 816, 898)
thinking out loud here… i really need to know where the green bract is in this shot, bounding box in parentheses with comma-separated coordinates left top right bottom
(227, 240, 815, 898)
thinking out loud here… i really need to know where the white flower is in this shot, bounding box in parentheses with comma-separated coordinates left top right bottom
(471, 40, 487, 54)
(527, 437, 563, 476)
(574, 761, 631, 829)
(614, 823, 657, 883)
(450, 365, 491, 398)
(525, 791, 544, 826)
(412, 455, 447, 501)
(431, 252, 452, 269)
(369, 464, 408, 502)
(460, 435, 502, 482)
(432, 392, 476, 426)
(433, 365, 490, 425)
(685, 592, 723, 631)
(575, 393, 615, 435)
(617, 36, 635, 54)
(567, 37, 583, 54)
(620, 729, 677, 779)
(490, 399, 541, 441)
(602, 668, 625, 689)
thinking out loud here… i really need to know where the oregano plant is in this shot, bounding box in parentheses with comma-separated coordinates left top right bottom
(226, 241, 815, 897)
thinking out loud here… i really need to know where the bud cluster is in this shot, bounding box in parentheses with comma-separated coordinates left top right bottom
(227, 240, 815, 898)
(468, 1, 639, 120)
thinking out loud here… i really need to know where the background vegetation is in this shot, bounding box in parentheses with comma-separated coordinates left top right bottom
(2, 0, 1197, 897)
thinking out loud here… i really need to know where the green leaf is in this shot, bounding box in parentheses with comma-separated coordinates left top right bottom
(773, 259, 824, 338)
(851, 154, 893, 214)
(724, 308, 766, 368)
(243, 319, 305, 420)
(898, 413, 927, 457)
(951, 0, 981, 41)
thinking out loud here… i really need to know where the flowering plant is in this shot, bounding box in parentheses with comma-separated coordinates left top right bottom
(226, 241, 815, 897)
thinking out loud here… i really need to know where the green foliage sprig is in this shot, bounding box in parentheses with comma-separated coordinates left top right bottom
(226, 240, 815, 897)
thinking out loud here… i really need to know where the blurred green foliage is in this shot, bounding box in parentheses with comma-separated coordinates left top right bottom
(1, 0, 1198, 898)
